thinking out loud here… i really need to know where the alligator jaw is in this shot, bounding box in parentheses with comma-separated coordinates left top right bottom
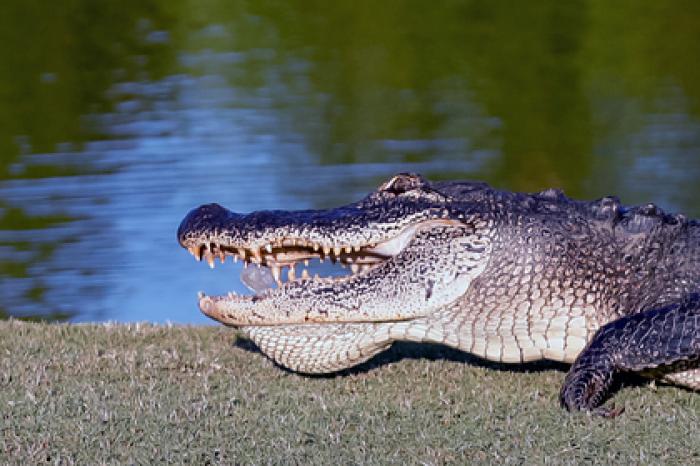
(184, 218, 473, 326)
(177, 173, 493, 326)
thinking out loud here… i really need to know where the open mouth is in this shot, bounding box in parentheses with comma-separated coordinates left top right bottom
(183, 220, 456, 295)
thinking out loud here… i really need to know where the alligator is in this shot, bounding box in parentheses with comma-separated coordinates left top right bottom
(177, 173, 700, 416)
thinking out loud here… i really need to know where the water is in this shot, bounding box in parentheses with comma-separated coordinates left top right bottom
(2, 1, 700, 323)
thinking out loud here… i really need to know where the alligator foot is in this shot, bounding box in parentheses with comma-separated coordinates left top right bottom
(560, 294, 700, 416)
(559, 359, 624, 417)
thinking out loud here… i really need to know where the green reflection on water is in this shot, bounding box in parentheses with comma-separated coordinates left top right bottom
(2, 0, 699, 186)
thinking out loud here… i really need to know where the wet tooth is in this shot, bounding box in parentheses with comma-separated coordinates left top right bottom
(237, 248, 247, 260)
(351, 264, 360, 274)
(333, 246, 342, 256)
(271, 266, 282, 284)
(265, 244, 273, 253)
(313, 244, 320, 252)
(323, 246, 331, 255)
(353, 245, 361, 252)
(233, 255, 239, 263)
(252, 249, 262, 263)
(304, 259, 309, 267)
(301, 269, 310, 280)
(287, 266, 296, 281)
(344, 246, 352, 254)
(219, 251, 226, 263)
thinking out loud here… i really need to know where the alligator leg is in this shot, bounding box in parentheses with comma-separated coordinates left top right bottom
(560, 294, 700, 416)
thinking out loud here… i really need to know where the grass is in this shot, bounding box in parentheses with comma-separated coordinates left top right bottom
(1, 321, 698, 465)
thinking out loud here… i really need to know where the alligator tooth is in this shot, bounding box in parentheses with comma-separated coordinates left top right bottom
(219, 251, 226, 263)
(233, 255, 239, 263)
(313, 244, 320, 252)
(252, 248, 263, 263)
(344, 246, 352, 254)
(288, 265, 296, 281)
(206, 253, 215, 269)
(265, 244, 273, 253)
(237, 248, 247, 260)
(301, 269, 310, 280)
(304, 259, 309, 267)
(351, 264, 360, 274)
(271, 266, 282, 286)
(333, 246, 342, 256)
(323, 246, 331, 255)
(353, 245, 361, 252)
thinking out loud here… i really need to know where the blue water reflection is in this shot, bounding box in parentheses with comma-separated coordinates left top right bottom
(1, 1, 700, 322)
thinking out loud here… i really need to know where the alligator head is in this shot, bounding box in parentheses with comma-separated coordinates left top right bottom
(177, 173, 493, 327)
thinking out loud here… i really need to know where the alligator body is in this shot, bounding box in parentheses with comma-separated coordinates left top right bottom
(178, 173, 700, 415)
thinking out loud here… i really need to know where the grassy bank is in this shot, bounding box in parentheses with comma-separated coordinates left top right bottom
(1, 321, 698, 464)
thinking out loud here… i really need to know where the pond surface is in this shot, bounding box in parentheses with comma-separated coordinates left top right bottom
(2, 1, 700, 323)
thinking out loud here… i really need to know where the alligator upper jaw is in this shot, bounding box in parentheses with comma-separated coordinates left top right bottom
(183, 218, 454, 290)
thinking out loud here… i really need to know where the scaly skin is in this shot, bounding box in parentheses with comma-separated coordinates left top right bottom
(560, 294, 700, 417)
(178, 173, 700, 414)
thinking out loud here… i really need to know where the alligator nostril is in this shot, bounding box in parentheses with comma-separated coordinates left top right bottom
(195, 203, 228, 219)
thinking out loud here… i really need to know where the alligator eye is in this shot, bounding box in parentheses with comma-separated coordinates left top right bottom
(378, 173, 428, 195)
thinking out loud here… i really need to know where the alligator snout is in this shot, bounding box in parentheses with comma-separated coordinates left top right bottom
(177, 203, 231, 247)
